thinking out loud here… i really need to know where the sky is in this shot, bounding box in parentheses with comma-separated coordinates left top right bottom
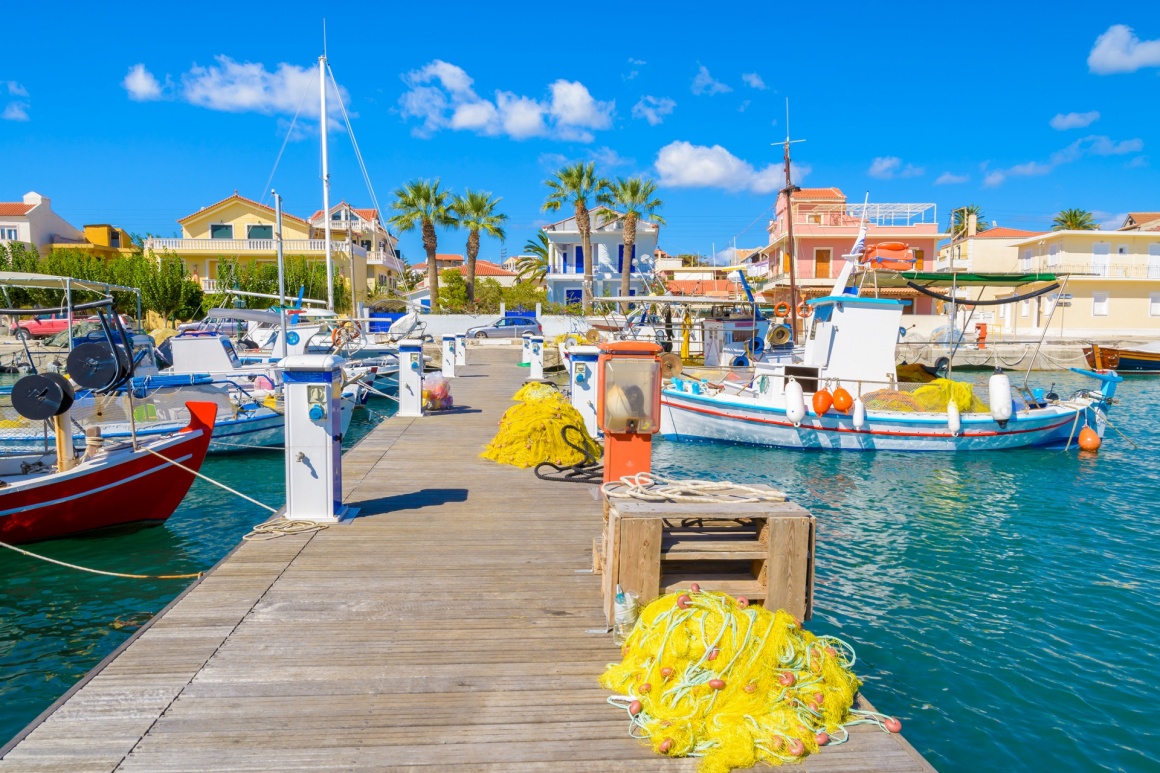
(3, 2, 1160, 265)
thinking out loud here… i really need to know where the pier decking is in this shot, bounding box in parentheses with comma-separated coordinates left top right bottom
(0, 346, 935, 772)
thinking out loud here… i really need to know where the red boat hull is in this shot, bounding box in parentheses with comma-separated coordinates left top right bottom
(0, 402, 217, 545)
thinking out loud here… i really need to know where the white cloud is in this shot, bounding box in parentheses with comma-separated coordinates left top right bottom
(741, 72, 767, 90)
(181, 56, 344, 119)
(1092, 210, 1129, 230)
(983, 170, 1006, 187)
(632, 95, 676, 125)
(1088, 24, 1160, 74)
(1050, 110, 1099, 130)
(122, 64, 164, 101)
(628, 58, 646, 66)
(655, 141, 786, 194)
(691, 65, 732, 96)
(5, 81, 28, 97)
(589, 146, 633, 168)
(934, 172, 969, 185)
(399, 60, 613, 142)
(868, 156, 924, 179)
(738, 100, 751, 113)
(984, 134, 1145, 186)
(1127, 155, 1148, 168)
(2, 101, 29, 121)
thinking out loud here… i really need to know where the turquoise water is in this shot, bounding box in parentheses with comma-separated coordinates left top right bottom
(654, 372, 1160, 773)
(0, 398, 392, 747)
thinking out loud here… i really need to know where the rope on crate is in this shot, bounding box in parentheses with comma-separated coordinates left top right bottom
(601, 473, 787, 504)
(242, 517, 330, 541)
(0, 539, 203, 580)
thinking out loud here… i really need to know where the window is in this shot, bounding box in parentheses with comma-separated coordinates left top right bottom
(565, 289, 582, 305)
(806, 213, 822, 224)
(332, 210, 344, 221)
(1150, 292, 1160, 316)
(913, 249, 924, 270)
(247, 224, 273, 240)
(1020, 249, 1033, 270)
(210, 224, 233, 240)
(1047, 244, 1060, 267)
(109, 231, 121, 248)
(575, 245, 584, 273)
(1116, 244, 1129, 255)
(1021, 299, 1030, 317)
(1092, 242, 1111, 277)
(1092, 291, 1109, 317)
(814, 248, 832, 278)
(2, 227, 18, 240)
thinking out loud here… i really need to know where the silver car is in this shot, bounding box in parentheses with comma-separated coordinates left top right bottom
(464, 316, 542, 339)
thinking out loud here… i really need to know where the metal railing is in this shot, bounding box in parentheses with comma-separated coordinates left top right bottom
(145, 238, 367, 259)
(1041, 259, 1160, 279)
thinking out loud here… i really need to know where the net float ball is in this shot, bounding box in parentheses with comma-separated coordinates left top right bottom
(736, 596, 749, 608)
(816, 731, 830, 746)
(770, 736, 784, 751)
(676, 594, 692, 609)
(744, 682, 758, 693)
(832, 386, 853, 413)
(658, 738, 674, 754)
(812, 388, 834, 415)
(884, 716, 902, 733)
(639, 682, 652, 694)
(660, 667, 674, 678)
(708, 679, 726, 690)
(629, 700, 642, 716)
(1078, 426, 1101, 452)
(778, 672, 796, 687)
(689, 582, 700, 593)
(707, 648, 719, 661)
(788, 738, 805, 757)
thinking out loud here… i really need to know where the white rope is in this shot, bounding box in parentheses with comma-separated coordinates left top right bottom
(259, 69, 313, 207)
(144, 448, 277, 514)
(0, 538, 202, 579)
(243, 517, 330, 541)
(601, 473, 786, 504)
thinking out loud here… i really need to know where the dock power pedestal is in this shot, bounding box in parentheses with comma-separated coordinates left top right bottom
(397, 339, 424, 418)
(282, 354, 353, 523)
(567, 344, 601, 439)
(441, 335, 457, 378)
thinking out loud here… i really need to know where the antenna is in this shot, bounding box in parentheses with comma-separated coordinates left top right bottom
(322, 18, 328, 60)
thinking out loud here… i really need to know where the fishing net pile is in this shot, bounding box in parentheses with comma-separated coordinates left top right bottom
(480, 384, 600, 468)
(862, 378, 988, 413)
(601, 591, 893, 773)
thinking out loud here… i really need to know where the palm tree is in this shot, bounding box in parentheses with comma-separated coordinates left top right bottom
(388, 179, 457, 310)
(597, 177, 666, 307)
(949, 204, 989, 239)
(451, 190, 507, 304)
(1052, 208, 1097, 231)
(516, 230, 550, 284)
(542, 162, 610, 312)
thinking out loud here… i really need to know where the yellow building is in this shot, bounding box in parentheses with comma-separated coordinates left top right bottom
(144, 193, 402, 303)
(49, 224, 138, 259)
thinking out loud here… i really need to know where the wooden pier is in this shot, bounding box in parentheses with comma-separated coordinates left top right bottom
(0, 346, 935, 772)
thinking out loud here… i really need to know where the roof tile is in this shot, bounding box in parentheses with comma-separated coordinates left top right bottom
(0, 203, 35, 217)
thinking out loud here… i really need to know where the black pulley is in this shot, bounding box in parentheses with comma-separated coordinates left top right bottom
(11, 373, 75, 420)
(67, 342, 128, 390)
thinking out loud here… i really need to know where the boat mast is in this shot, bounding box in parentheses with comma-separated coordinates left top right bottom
(779, 99, 804, 345)
(320, 50, 334, 312)
(274, 190, 288, 359)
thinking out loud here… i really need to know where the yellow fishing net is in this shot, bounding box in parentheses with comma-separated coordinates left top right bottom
(863, 378, 988, 413)
(601, 592, 870, 773)
(481, 385, 602, 468)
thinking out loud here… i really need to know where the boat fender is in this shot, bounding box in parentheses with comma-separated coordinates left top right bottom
(988, 367, 1013, 425)
(732, 355, 749, 367)
(933, 356, 951, 377)
(784, 379, 806, 427)
(832, 386, 853, 413)
(1078, 426, 1101, 452)
(812, 388, 833, 415)
(852, 397, 866, 428)
(947, 399, 961, 436)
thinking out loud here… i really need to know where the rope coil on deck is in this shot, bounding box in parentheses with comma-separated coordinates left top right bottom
(601, 473, 787, 504)
(242, 517, 331, 541)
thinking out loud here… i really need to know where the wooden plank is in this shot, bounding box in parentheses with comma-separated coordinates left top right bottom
(615, 518, 662, 608)
(766, 515, 814, 621)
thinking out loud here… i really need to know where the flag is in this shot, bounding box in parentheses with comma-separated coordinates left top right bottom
(849, 222, 867, 260)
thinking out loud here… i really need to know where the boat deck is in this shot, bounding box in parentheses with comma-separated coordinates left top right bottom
(0, 346, 935, 772)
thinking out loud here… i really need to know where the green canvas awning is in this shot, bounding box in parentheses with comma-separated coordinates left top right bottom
(858, 271, 1059, 288)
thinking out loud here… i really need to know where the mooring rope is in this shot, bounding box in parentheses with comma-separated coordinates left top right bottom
(242, 517, 330, 541)
(143, 448, 277, 514)
(601, 473, 786, 504)
(0, 539, 203, 579)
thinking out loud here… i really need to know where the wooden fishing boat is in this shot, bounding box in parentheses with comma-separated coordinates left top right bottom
(0, 402, 217, 544)
(1083, 343, 1160, 374)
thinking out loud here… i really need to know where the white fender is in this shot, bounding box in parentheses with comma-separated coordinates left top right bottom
(852, 397, 866, 428)
(947, 399, 961, 435)
(784, 379, 806, 426)
(988, 368, 1012, 423)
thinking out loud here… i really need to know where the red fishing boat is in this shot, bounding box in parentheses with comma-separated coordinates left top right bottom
(0, 402, 217, 544)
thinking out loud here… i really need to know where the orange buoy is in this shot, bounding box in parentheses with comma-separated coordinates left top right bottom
(773, 301, 791, 318)
(639, 682, 652, 693)
(707, 648, 719, 661)
(787, 738, 805, 757)
(629, 700, 642, 715)
(778, 672, 796, 687)
(816, 731, 830, 746)
(884, 716, 903, 733)
(832, 386, 853, 413)
(743, 682, 758, 693)
(676, 594, 691, 609)
(658, 738, 674, 753)
(660, 667, 674, 678)
(1078, 426, 1101, 452)
(812, 389, 834, 415)
(708, 678, 726, 690)
(689, 582, 700, 593)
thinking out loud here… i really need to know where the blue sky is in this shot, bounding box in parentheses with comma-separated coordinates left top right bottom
(3, 2, 1159, 264)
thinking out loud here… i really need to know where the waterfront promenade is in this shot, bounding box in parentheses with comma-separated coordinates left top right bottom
(0, 346, 934, 772)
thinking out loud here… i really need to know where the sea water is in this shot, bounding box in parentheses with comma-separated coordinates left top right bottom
(653, 372, 1160, 772)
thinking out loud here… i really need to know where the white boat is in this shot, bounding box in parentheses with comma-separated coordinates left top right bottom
(660, 262, 1120, 452)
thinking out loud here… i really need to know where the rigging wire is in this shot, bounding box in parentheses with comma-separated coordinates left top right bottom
(259, 68, 315, 208)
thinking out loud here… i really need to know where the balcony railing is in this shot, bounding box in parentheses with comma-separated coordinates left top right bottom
(145, 238, 367, 259)
(366, 250, 405, 272)
(1042, 260, 1160, 279)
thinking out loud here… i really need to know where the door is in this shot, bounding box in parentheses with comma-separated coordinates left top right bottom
(913, 249, 924, 270)
(1092, 242, 1110, 276)
(814, 248, 831, 278)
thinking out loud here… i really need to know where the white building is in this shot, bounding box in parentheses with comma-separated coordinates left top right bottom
(0, 192, 84, 256)
(542, 207, 659, 305)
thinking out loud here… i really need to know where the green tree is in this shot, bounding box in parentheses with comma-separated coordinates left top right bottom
(438, 268, 468, 312)
(475, 278, 503, 313)
(451, 190, 508, 305)
(597, 177, 665, 307)
(1052, 208, 1097, 231)
(516, 230, 550, 284)
(542, 161, 610, 313)
(388, 179, 457, 311)
(141, 251, 200, 324)
(949, 204, 989, 239)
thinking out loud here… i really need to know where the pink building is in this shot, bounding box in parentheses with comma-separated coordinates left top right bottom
(754, 187, 945, 314)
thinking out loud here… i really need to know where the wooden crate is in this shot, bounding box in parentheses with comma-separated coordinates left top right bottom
(602, 490, 815, 626)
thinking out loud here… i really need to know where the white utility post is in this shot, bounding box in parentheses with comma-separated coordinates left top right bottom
(567, 345, 601, 438)
(282, 354, 352, 523)
(521, 332, 533, 364)
(529, 335, 544, 381)
(441, 334, 456, 378)
(455, 333, 467, 366)
(396, 339, 424, 417)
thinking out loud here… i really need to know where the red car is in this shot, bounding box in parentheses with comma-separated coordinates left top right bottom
(10, 313, 70, 339)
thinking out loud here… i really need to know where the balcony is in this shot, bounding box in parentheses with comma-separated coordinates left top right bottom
(1043, 259, 1160, 279)
(366, 250, 405, 273)
(934, 255, 971, 272)
(145, 237, 367, 259)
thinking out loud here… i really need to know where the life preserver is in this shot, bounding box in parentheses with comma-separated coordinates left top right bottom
(331, 327, 343, 347)
(798, 302, 812, 318)
(774, 302, 791, 318)
(875, 241, 909, 252)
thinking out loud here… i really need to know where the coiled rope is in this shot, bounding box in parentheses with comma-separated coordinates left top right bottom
(602, 472, 787, 504)
(242, 517, 330, 541)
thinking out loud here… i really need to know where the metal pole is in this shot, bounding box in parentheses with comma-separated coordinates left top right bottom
(65, 278, 73, 354)
(347, 222, 356, 317)
(947, 273, 957, 379)
(320, 55, 334, 312)
(274, 191, 288, 360)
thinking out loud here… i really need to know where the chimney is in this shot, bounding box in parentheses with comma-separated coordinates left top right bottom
(23, 191, 46, 207)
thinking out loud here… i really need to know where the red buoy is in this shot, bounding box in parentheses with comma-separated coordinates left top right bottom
(658, 738, 674, 754)
(815, 731, 830, 746)
(676, 594, 691, 609)
(1078, 426, 1101, 452)
(884, 716, 902, 733)
(744, 682, 758, 693)
(707, 648, 719, 661)
(660, 667, 674, 678)
(689, 582, 700, 593)
(708, 678, 726, 690)
(832, 387, 853, 413)
(737, 596, 749, 608)
(629, 700, 642, 716)
(779, 672, 796, 686)
(788, 738, 805, 757)
(639, 682, 652, 693)
(812, 389, 834, 415)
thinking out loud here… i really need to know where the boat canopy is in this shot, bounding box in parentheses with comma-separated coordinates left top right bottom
(860, 271, 1060, 288)
(0, 271, 142, 295)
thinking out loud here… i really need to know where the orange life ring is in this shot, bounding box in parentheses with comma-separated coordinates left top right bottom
(774, 302, 791, 318)
(874, 241, 909, 252)
(798, 302, 812, 318)
(331, 327, 343, 347)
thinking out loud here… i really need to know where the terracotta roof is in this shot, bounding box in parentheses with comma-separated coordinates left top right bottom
(793, 187, 845, 200)
(414, 259, 515, 278)
(665, 279, 737, 297)
(309, 204, 381, 223)
(178, 193, 309, 227)
(972, 227, 1045, 239)
(0, 202, 35, 217)
(435, 253, 464, 262)
(1121, 212, 1160, 230)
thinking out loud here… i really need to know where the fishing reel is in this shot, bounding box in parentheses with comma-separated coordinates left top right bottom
(10, 372, 74, 421)
(65, 306, 137, 394)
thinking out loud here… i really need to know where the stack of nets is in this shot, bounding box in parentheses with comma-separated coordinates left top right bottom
(601, 591, 870, 773)
(480, 383, 601, 468)
(862, 378, 988, 413)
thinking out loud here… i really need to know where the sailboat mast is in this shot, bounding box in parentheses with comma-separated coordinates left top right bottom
(782, 103, 799, 346)
(320, 54, 334, 311)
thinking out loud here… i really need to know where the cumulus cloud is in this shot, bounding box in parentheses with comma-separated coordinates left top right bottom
(399, 60, 613, 142)
(1093, 210, 1129, 230)
(655, 141, 790, 194)
(122, 64, 164, 101)
(984, 134, 1145, 186)
(868, 156, 924, 179)
(1088, 24, 1160, 74)
(741, 72, 767, 90)
(628, 58, 646, 66)
(2, 101, 29, 121)
(632, 95, 676, 125)
(934, 172, 969, 185)
(5, 81, 28, 97)
(691, 65, 731, 95)
(1050, 110, 1099, 130)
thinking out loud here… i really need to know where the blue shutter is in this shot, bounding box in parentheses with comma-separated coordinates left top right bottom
(618, 244, 625, 273)
(575, 246, 584, 272)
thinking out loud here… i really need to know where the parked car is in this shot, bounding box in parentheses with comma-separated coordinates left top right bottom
(464, 316, 542, 339)
(10, 313, 70, 340)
